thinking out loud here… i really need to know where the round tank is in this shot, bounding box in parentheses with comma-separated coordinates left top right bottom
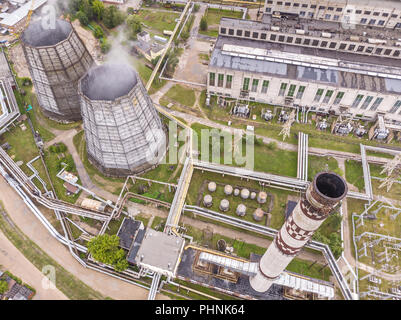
(253, 208, 264, 222)
(236, 204, 247, 217)
(21, 19, 95, 121)
(203, 194, 213, 208)
(224, 184, 233, 195)
(240, 188, 250, 199)
(257, 191, 268, 204)
(78, 63, 166, 177)
(208, 181, 217, 192)
(233, 188, 240, 196)
(250, 192, 257, 200)
(217, 239, 227, 252)
(219, 199, 229, 212)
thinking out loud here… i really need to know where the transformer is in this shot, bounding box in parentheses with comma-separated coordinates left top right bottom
(317, 119, 328, 131)
(261, 109, 273, 121)
(355, 125, 367, 137)
(232, 103, 250, 118)
(21, 19, 94, 121)
(78, 63, 166, 177)
(278, 110, 289, 122)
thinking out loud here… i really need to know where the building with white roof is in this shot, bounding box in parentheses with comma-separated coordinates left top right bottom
(0, 0, 47, 31)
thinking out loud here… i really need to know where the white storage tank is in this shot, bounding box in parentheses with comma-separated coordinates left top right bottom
(257, 191, 267, 204)
(219, 199, 230, 212)
(250, 192, 257, 200)
(236, 204, 246, 217)
(208, 181, 217, 192)
(253, 208, 264, 222)
(203, 194, 213, 208)
(224, 184, 233, 195)
(240, 188, 250, 200)
(233, 188, 240, 196)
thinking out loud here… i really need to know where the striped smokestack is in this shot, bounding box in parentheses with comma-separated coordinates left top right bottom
(250, 172, 348, 292)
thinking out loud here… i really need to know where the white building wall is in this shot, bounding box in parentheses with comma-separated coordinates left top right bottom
(207, 68, 401, 121)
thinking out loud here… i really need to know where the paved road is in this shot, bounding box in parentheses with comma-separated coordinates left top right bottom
(0, 230, 68, 300)
(0, 176, 169, 300)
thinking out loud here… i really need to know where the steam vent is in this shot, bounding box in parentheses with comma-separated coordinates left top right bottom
(250, 172, 348, 293)
(21, 19, 94, 121)
(78, 63, 166, 177)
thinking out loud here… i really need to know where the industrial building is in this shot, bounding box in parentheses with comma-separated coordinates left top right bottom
(263, 0, 401, 29)
(21, 19, 94, 121)
(78, 63, 167, 177)
(207, 3, 401, 138)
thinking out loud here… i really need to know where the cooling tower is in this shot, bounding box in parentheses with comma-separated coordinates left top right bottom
(78, 63, 167, 177)
(250, 172, 348, 292)
(21, 19, 94, 121)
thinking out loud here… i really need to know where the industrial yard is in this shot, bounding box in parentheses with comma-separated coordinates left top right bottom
(0, 0, 400, 305)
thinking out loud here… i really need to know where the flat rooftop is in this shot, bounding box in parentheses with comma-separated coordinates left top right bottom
(210, 36, 401, 94)
(117, 218, 143, 250)
(135, 229, 184, 274)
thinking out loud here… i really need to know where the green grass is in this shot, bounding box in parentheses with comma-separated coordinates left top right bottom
(132, 57, 166, 94)
(0, 205, 106, 300)
(191, 123, 299, 177)
(308, 155, 342, 181)
(345, 160, 365, 192)
(136, 10, 180, 33)
(43, 144, 82, 204)
(151, 216, 166, 231)
(199, 8, 242, 38)
(163, 84, 197, 107)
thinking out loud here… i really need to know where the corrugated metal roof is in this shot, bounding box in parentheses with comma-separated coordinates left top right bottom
(297, 66, 338, 84)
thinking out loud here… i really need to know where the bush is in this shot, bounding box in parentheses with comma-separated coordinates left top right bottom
(266, 141, 277, 150)
(76, 10, 89, 26)
(0, 280, 8, 294)
(93, 25, 104, 38)
(100, 38, 111, 53)
(200, 16, 208, 31)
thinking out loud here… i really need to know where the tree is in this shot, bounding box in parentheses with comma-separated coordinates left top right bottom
(76, 10, 89, 26)
(69, 0, 81, 15)
(126, 15, 142, 39)
(0, 280, 8, 295)
(200, 16, 208, 31)
(92, 0, 105, 21)
(87, 234, 128, 272)
(329, 233, 343, 259)
(79, 0, 94, 21)
(193, 4, 200, 13)
(103, 5, 125, 29)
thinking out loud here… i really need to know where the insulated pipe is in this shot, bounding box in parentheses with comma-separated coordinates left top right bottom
(250, 172, 348, 292)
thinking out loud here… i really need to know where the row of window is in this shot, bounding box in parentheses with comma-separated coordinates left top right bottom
(209, 73, 401, 115)
(220, 27, 401, 57)
(265, 0, 401, 19)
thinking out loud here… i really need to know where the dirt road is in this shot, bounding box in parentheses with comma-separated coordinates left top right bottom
(0, 231, 68, 300)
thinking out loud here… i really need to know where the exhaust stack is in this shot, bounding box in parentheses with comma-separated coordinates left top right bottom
(250, 172, 347, 292)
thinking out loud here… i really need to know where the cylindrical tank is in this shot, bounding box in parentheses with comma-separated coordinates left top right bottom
(253, 208, 264, 222)
(208, 181, 217, 192)
(21, 19, 94, 121)
(219, 199, 229, 212)
(217, 239, 227, 252)
(240, 188, 250, 200)
(257, 191, 267, 204)
(224, 184, 233, 195)
(203, 194, 213, 208)
(78, 63, 166, 177)
(236, 204, 246, 217)
(233, 188, 240, 196)
(250, 192, 257, 200)
(250, 172, 348, 293)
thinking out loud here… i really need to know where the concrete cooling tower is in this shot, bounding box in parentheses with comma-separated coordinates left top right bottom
(78, 63, 167, 177)
(21, 19, 94, 121)
(250, 172, 348, 292)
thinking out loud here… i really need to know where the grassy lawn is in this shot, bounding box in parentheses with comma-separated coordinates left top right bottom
(308, 155, 341, 180)
(162, 84, 197, 107)
(345, 160, 365, 192)
(0, 204, 106, 300)
(191, 123, 299, 177)
(132, 57, 166, 95)
(43, 143, 82, 204)
(135, 10, 180, 33)
(199, 8, 243, 38)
